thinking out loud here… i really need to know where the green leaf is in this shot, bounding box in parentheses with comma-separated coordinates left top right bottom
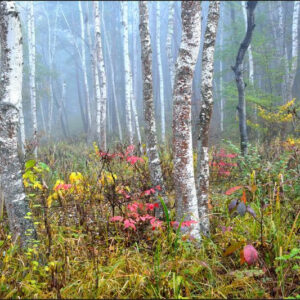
(37, 162, 50, 172)
(25, 160, 36, 170)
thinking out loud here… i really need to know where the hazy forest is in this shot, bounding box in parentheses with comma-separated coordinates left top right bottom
(0, 1, 299, 298)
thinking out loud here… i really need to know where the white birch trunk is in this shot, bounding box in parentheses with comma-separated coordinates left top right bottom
(28, 1, 37, 158)
(156, 2, 166, 143)
(78, 2, 92, 134)
(19, 98, 26, 156)
(241, 1, 254, 85)
(0, 1, 37, 247)
(196, 1, 220, 237)
(131, 4, 142, 147)
(94, 51, 101, 146)
(288, 0, 300, 101)
(139, 1, 167, 218)
(166, 1, 175, 91)
(121, 1, 133, 145)
(172, 1, 202, 240)
(94, 2, 107, 150)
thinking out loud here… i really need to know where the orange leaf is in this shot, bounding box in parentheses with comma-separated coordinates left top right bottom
(240, 250, 246, 265)
(225, 186, 243, 195)
(241, 190, 247, 204)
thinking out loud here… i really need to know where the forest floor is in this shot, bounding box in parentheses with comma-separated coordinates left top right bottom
(0, 139, 299, 299)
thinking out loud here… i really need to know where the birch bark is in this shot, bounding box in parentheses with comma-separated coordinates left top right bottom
(156, 2, 166, 143)
(166, 1, 175, 91)
(78, 1, 92, 135)
(172, 1, 202, 240)
(28, 1, 38, 157)
(139, 1, 166, 218)
(94, 1, 107, 150)
(0, 1, 37, 247)
(121, 2, 133, 145)
(196, 1, 220, 237)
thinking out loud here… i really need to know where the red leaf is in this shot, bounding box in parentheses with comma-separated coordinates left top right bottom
(243, 245, 258, 265)
(225, 186, 243, 195)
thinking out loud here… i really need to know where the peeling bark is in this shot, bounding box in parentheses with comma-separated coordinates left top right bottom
(139, 1, 166, 218)
(232, 1, 257, 156)
(0, 1, 37, 247)
(196, 1, 220, 237)
(172, 1, 202, 240)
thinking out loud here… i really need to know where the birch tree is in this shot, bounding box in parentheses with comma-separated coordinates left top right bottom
(156, 2, 166, 143)
(139, 1, 166, 218)
(0, 1, 37, 247)
(232, 1, 257, 156)
(196, 1, 220, 237)
(172, 1, 202, 240)
(94, 1, 107, 150)
(166, 1, 175, 91)
(287, 1, 300, 102)
(78, 1, 92, 136)
(27, 1, 38, 157)
(121, 1, 133, 145)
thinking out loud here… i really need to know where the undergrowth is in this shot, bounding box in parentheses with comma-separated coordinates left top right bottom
(0, 139, 299, 299)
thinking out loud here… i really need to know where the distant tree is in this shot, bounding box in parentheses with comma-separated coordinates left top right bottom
(173, 1, 202, 240)
(196, 1, 220, 237)
(166, 1, 175, 91)
(232, 1, 257, 156)
(0, 1, 37, 247)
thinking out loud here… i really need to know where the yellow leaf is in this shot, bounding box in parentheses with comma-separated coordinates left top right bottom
(223, 241, 244, 257)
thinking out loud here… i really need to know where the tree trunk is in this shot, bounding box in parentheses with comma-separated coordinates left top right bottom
(232, 1, 257, 156)
(287, 1, 300, 102)
(196, 1, 220, 237)
(172, 1, 202, 240)
(121, 2, 133, 145)
(156, 2, 166, 143)
(94, 2, 107, 150)
(0, 1, 37, 247)
(219, 21, 224, 133)
(28, 1, 38, 158)
(139, 1, 167, 218)
(166, 1, 175, 91)
(78, 2, 92, 136)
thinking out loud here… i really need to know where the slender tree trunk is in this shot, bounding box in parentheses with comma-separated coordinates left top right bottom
(78, 2, 92, 137)
(196, 1, 220, 237)
(139, 1, 167, 218)
(28, 1, 37, 158)
(121, 2, 133, 145)
(156, 2, 166, 143)
(232, 1, 257, 156)
(241, 1, 254, 85)
(94, 2, 107, 150)
(58, 81, 68, 138)
(288, 1, 300, 102)
(131, 5, 142, 147)
(0, 1, 37, 247)
(172, 1, 202, 240)
(166, 1, 175, 91)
